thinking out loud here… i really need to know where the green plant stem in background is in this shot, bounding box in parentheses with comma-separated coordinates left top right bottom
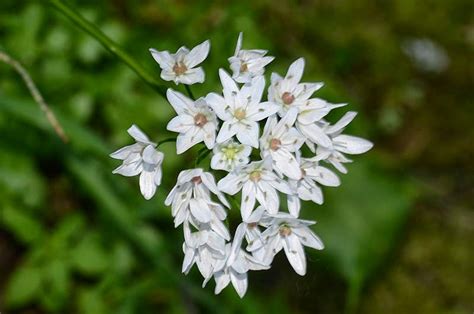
(47, 0, 168, 98)
(0, 50, 68, 142)
(185, 85, 195, 100)
(156, 137, 177, 147)
(195, 147, 211, 167)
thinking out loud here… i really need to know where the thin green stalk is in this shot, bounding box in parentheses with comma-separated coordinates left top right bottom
(157, 137, 177, 147)
(184, 85, 195, 100)
(194, 147, 211, 167)
(47, 0, 168, 97)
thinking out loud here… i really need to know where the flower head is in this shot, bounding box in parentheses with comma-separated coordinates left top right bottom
(110, 125, 164, 200)
(150, 40, 210, 85)
(228, 33, 274, 84)
(166, 89, 217, 154)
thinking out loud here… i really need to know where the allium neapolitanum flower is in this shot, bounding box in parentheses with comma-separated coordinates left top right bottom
(111, 33, 373, 298)
(150, 40, 210, 85)
(110, 125, 164, 200)
(211, 139, 251, 172)
(228, 32, 274, 84)
(166, 89, 217, 154)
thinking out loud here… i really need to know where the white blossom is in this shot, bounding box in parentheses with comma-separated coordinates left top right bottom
(110, 125, 164, 200)
(166, 89, 217, 154)
(213, 244, 269, 298)
(206, 70, 279, 148)
(150, 40, 210, 85)
(210, 139, 252, 172)
(287, 153, 340, 217)
(316, 111, 373, 173)
(260, 108, 304, 179)
(218, 158, 292, 220)
(182, 221, 227, 281)
(228, 32, 274, 84)
(260, 213, 324, 276)
(165, 169, 229, 228)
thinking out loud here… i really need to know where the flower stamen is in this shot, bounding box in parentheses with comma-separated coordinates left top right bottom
(281, 92, 295, 105)
(194, 113, 208, 127)
(173, 62, 188, 75)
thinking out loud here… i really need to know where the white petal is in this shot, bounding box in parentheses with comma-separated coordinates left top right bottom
(297, 123, 332, 147)
(306, 166, 340, 187)
(241, 181, 256, 220)
(184, 40, 210, 68)
(246, 101, 279, 121)
(234, 32, 243, 56)
(219, 69, 239, 100)
(167, 115, 194, 133)
(230, 270, 248, 298)
(256, 182, 279, 214)
(216, 120, 237, 144)
(273, 150, 301, 180)
(206, 92, 231, 120)
(282, 233, 306, 276)
(292, 227, 324, 250)
(176, 129, 203, 154)
(110, 143, 141, 160)
(333, 135, 373, 154)
(139, 170, 157, 200)
(247, 206, 265, 223)
(182, 245, 196, 273)
(214, 271, 231, 295)
(326, 111, 357, 135)
(189, 198, 212, 223)
(235, 121, 259, 148)
(149, 49, 174, 70)
(201, 172, 230, 207)
(142, 145, 160, 164)
(166, 89, 193, 114)
(217, 173, 244, 195)
(127, 124, 153, 144)
(112, 161, 142, 177)
(178, 67, 205, 85)
(287, 194, 301, 217)
(284, 58, 305, 91)
(228, 223, 246, 266)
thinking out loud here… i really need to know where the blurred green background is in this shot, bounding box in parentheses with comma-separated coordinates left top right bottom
(0, 0, 472, 313)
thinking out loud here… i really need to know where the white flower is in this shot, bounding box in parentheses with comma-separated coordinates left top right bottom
(228, 32, 274, 84)
(150, 40, 210, 85)
(206, 70, 279, 148)
(110, 125, 164, 200)
(217, 158, 292, 220)
(182, 222, 227, 281)
(316, 111, 373, 173)
(211, 139, 252, 172)
(260, 108, 304, 179)
(213, 244, 269, 298)
(166, 89, 218, 154)
(287, 153, 340, 217)
(268, 58, 347, 148)
(165, 168, 230, 227)
(228, 206, 266, 265)
(260, 213, 324, 276)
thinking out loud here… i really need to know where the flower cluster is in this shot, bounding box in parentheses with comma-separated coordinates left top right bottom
(111, 33, 373, 297)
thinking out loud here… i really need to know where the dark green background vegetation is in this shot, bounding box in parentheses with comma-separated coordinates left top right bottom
(0, 0, 472, 313)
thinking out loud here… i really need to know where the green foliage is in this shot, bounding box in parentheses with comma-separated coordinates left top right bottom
(1, 0, 471, 313)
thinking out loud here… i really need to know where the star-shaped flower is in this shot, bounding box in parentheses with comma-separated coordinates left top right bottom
(150, 40, 210, 85)
(110, 125, 164, 200)
(217, 158, 292, 220)
(228, 32, 274, 84)
(165, 168, 230, 227)
(166, 89, 218, 154)
(206, 70, 279, 148)
(260, 108, 304, 179)
(316, 111, 374, 173)
(286, 153, 340, 217)
(182, 222, 227, 281)
(260, 213, 324, 276)
(212, 244, 269, 298)
(210, 139, 252, 172)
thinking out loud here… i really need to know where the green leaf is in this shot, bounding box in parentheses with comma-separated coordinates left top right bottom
(40, 259, 70, 311)
(5, 265, 42, 308)
(71, 234, 109, 275)
(308, 160, 417, 311)
(78, 289, 107, 314)
(2, 205, 44, 245)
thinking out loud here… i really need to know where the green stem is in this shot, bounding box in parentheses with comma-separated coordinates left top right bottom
(184, 85, 195, 100)
(156, 137, 176, 147)
(47, 0, 168, 97)
(194, 147, 211, 167)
